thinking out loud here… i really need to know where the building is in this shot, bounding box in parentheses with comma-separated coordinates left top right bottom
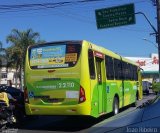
(126, 53, 159, 83)
(0, 67, 20, 87)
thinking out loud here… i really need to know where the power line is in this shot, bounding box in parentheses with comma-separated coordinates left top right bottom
(0, 0, 104, 11)
(0, 0, 151, 14)
(0, 0, 155, 34)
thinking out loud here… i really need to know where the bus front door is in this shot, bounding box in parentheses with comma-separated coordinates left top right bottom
(96, 57, 105, 114)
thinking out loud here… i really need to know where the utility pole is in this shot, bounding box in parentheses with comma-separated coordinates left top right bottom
(156, 0, 160, 81)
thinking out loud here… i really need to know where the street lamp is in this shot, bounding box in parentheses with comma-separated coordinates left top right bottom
(143, 38, 158, 49)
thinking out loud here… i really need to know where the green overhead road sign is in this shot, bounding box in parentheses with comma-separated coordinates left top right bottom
(95, 3, 135, 29)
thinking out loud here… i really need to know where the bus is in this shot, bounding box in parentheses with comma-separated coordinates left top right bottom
(24, 40, 142, 118)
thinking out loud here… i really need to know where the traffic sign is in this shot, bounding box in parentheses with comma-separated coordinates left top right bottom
(95, 3, 135, 29)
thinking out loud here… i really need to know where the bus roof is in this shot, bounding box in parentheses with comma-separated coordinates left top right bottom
(28, 40, 83, 49)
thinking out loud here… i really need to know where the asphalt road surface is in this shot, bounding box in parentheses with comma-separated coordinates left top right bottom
(4, 92, 157, 133)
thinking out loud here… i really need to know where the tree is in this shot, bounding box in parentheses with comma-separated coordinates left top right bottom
(0, 41, 7, 84)
(0, 41, 3, 67)
(0, 41, 7, 68)
(7, 29, 41, 65)
(6, 28, 42, 89)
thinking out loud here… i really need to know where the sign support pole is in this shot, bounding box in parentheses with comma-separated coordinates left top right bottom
(156, 0, 160, 82)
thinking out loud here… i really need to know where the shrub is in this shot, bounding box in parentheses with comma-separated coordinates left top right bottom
(152, 82, 160, 94)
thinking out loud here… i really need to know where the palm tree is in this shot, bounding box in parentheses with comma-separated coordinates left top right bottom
(0, 42, 7, 67)
(6, 28, 41, 89)
(0, 41, 3, 67)
(7, 29, 40, 65)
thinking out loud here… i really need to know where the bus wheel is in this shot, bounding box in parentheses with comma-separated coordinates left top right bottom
(113, 97, 119, 115)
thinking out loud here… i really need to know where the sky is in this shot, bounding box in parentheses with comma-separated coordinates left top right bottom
(0, 0, 158, 57)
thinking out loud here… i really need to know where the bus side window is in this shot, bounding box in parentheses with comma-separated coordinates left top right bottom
(122, 62, 129, 80)
(133, 66, 138, 81)
(88, 50, 96, 79)
(105, 55, 114, 80)
(114, 59, 122, 80)
(129, 64, 134, 80)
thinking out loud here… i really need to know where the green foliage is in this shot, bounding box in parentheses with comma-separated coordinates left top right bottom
(152, 82, 160, 93)
(5, 28, 44, 88)
(0, 41, 7, 68)
(0, 28, 44, 88)
(6, 28, 41, 67)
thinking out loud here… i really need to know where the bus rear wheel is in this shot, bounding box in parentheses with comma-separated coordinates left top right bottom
(113, 97, 119, 115)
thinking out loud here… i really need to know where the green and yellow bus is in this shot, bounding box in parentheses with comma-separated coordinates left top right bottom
(24, 40, 142, 118)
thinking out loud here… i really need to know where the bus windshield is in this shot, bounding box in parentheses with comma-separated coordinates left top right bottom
(29, 43, 81, 69)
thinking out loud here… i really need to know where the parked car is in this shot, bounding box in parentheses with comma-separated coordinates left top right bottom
(142, 81, 150, 95)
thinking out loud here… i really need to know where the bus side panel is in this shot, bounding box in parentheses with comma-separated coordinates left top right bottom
(79, 41, 92, 115)
(123, 81, 137, 106)
(90, 81, 99, 117)
(90, 68, 107, 117)
(138, 70, 143, 100)
(106, 80, 123, 113)
(131, 81, 138, 103)
(106, 81, 116, 113)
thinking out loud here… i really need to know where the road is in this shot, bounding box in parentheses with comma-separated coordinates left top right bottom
(4, 93, 157, 133)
